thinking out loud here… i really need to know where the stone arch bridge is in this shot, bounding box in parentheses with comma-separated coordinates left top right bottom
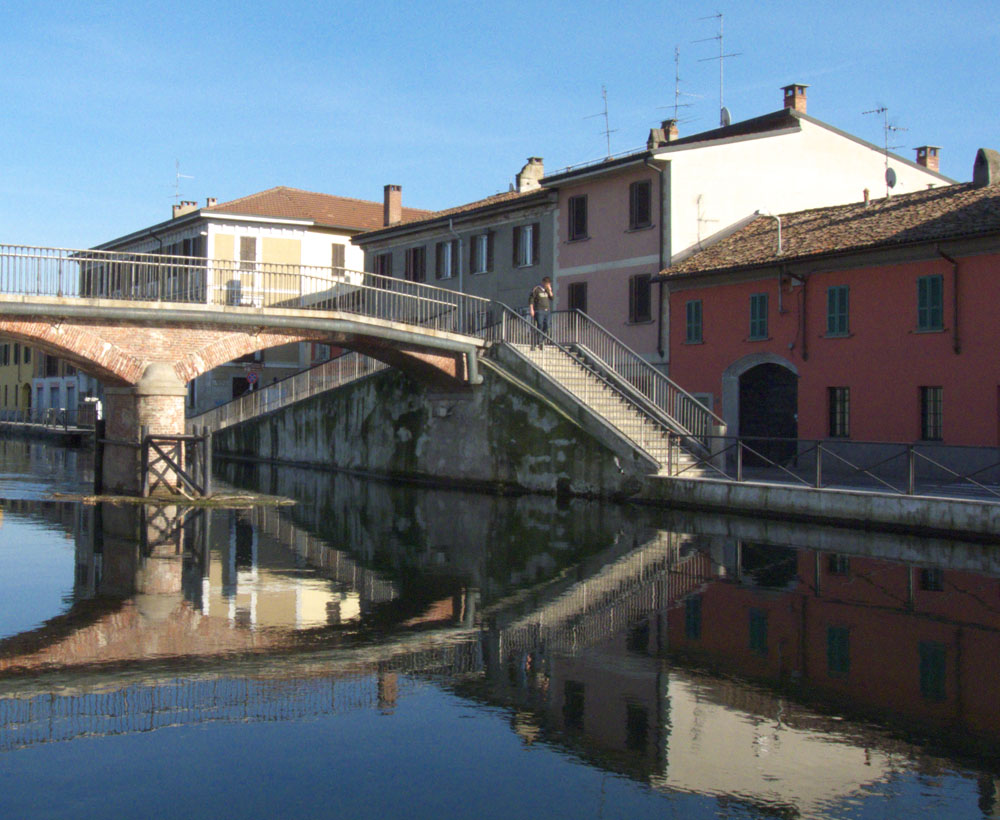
(0, 245, 491, 493)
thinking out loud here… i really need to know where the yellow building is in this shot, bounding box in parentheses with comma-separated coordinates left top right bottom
(0, 342, 34, 419)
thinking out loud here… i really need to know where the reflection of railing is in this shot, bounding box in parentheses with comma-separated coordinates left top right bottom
(0, 407, 91, 431)
(674, 435, 1000, 500)
(0, 245, 492, 337)
(187, 351, 389, 433)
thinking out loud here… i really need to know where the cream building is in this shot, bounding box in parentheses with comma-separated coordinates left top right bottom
(94, 187, 430, 414)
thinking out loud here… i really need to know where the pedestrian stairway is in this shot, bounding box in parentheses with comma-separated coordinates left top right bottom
(509, 342, 713, 477)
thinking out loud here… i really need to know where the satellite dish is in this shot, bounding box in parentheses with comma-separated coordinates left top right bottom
(886, 167, 897, 188)
(720, 106, 732, 127)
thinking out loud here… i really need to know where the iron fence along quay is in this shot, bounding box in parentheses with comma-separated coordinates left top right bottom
(0, 245, 492, 336)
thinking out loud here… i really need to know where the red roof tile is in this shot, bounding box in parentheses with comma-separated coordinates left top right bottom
(665, 183, 1000, 278)
(206, 186, 432, 232)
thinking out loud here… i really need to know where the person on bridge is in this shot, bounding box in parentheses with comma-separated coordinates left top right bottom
(529, 276, 554, 350)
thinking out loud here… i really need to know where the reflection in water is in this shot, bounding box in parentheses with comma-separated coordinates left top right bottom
(1, 457, 999, 817)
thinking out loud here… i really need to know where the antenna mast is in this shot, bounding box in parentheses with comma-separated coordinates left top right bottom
(172, 159, 194, 203)
(863, 106, 907, 196)
(696, 12, 741, 126)
(585, 85, 618, 158)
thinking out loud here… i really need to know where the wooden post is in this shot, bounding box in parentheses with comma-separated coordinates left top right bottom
(140, 424, 150, 498)
(93, 419, 105, 495)
(203, 426, 213, 497)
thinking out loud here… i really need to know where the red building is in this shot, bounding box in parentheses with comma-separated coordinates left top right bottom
(660, 149, 1000, 474)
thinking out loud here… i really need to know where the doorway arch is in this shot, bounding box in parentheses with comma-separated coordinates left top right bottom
(722, 353, 799, 464)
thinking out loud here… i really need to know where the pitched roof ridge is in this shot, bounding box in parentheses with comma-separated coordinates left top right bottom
(209, 185, 431, 213)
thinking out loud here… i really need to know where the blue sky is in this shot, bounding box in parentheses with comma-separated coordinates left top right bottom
(3, 0, 998, 248)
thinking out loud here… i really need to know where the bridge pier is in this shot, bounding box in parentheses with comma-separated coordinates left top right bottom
(102, 363, 188, 496)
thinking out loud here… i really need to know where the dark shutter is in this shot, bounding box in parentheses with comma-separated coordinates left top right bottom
(487, 232, 494, 271)
(435, 241, 444, 279)
(512, 226, 521, 266)
(532, 222, 540, 265)
(331, 243, 345, 269)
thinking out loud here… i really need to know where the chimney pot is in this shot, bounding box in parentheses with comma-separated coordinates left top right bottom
(383, 184, 402, 226)
(206, 197, 217, 207)
(781, 83, 808, 114)
(171, 200, 199, 219)
(647, 119, 679, 150)
(973, 148, 1000, 188)
(915, 146, 940, 173)
(863, 188, 870, 205)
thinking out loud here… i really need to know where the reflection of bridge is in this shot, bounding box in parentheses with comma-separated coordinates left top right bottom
(0, 503, 709, 751)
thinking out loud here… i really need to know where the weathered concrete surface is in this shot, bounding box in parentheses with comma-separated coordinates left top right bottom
(213, 365, 644, 497)
(638, 476, 1000, 540)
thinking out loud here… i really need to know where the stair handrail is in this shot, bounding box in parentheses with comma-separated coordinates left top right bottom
(545, 309, 725, 447)
(480, 304, 681, 466)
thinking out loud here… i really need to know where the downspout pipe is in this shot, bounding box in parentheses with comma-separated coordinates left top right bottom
(646, 159, 666, 358)
(937, 246, 960, 354)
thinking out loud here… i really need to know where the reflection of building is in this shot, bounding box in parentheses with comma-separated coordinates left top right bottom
(91, 187, 431, 413)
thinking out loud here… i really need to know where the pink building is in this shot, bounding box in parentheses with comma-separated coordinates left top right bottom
(660, 149, 1000, 469)
(543, 86, 948, 372)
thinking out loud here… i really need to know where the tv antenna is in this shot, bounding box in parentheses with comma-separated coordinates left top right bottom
(863, 106, 907, 196)
(585, 84, 618, 158)
(172, 159, 194, 203)
(662, 46, 702, 122)
(696, 12, 741, 127)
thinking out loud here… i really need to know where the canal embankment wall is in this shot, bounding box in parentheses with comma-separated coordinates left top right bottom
(211, 365, 1000, 539)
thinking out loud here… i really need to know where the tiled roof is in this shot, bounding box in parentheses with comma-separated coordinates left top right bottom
(206, 186, 432, 232)
(664, 182, 1000, 278)
(356, 188, 549, 240)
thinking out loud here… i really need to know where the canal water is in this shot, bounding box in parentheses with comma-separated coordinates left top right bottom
(1, 440, 999, 819)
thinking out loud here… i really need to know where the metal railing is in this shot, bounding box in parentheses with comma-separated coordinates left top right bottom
(0, 407, 91, 430)
(187, 351, 389, 433)
(496, 308, 725, 450)
(670, 435, 1000, 500)
(0, 245, 492, 337)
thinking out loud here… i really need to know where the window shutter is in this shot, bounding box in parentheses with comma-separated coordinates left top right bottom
(331, 243, 345, 269)
(512, 226, 521, 266)
(532, 222, 540, 265)
(487, 232, 494, 271)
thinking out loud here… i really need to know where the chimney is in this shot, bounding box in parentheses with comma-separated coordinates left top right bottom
(516, 157, 544, 192)
(863, 188, 870, 206)
(781, 83, 808, 114)
(383, 184, 402, 226)
(915, 146, 940, 173)
(647, 119, 679, 149)
(172, 200, 198, 219)
(973, 148, 1000, 188)
(206, 197, 217, 208)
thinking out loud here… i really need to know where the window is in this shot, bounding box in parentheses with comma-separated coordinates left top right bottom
(629, 274, 652, 323)
(0, 344, 8, 366)
(828, 387, 850, 438)
(917, 274, 944, 330)
(749, 293, 768, 339)
(435, 239, 458, 279)
(563, 680, 585, 730)
(920, 386, 943, 440)
(827, 626, 850, 677)
(629, 180, 652, 229)
(239, 236, 257, 271)
(513, 223, 540, 267)
(749, 608, 768, 655)
(626, 620, 649, 653)
(919, 641, 946, 701)
(684, 595, 702, 640)
(568, 195, 588, 240)
(405, 247, 426, 282)
(13, 344, 19, 365)
(567, 282, 588, 314)
(625, 704, 649, 751)
(685, 299, 703, 343)
(827, 554, 850, 576)
(826, 285, 849, 335)
(23, 347, 30, 364)
(331, 243, 346, 270)
(919, 567, 944, 591)
(373, 252, 392, 278)
(470, 232, 493, 274)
